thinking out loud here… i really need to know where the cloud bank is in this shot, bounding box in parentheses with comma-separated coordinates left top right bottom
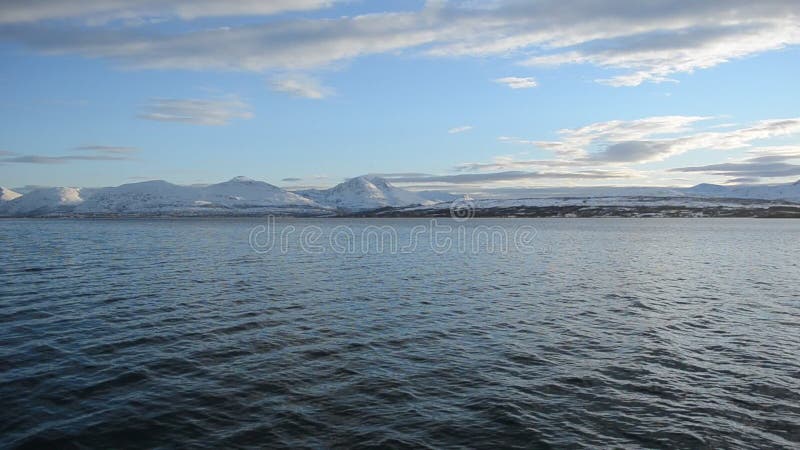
(0, 0, 336, 24)
(452, 116, 800, 187)
(0, 1, 797, 85)
(491, 116, 800, 165)
(671, 147, 800, 180)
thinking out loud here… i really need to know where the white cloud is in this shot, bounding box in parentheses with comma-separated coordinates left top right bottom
(671, 147, 800, 180)
(523, 22, 800, 86)
(456, 156, 583, 172)
(499, 116, 712, 160)
(493, 77, 538, 89)
(270, 75, 332, 99)
(0, 145, 137, 164)
(0, 0, 335, 24)
(448, 125, 473, 134)
(746, 146, 800, 159)
(453, 116, 800, 187)
(1, 1, 797, 85)
(496, 116, 800, 164)
(139, 97, 253, 126)
(0, 10, 440, 72)
(382, 170, 632, 185)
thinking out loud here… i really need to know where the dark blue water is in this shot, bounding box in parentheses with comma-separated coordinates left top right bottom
(1, 218, 799, 449)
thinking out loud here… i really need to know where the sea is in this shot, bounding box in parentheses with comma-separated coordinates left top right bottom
(1, 218, 799, 449)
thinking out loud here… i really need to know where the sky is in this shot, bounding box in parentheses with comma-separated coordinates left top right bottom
(1, 0, 799, 194)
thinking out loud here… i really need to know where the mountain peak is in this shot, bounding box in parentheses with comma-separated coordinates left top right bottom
(345, 175, 393, 189)
(0, 186, 22, 201)
(349, 174, 379, 182)
(359, 174, 385, 181)
(363, 174, 392, 186)
(229, 176, 256, 183)
(299, 175, 430, 211)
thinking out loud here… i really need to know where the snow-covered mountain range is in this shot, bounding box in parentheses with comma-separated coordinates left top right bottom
(0, 177, 326, 217)
(1, 176, 799, 217)
(0, 175, 449, 216)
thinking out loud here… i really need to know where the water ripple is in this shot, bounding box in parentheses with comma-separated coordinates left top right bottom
(1, 218, 799, 448)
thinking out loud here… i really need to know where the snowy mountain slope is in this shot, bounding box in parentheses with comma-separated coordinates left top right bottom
(74, 180, 198, 214)
(75, 177, 324, 214)
(0, 187, 83, 216)
(197, 176, 319, 208)
(685, 180, 800, 201)
(0, 187, 22, 202)
(297, 175, 434, 211)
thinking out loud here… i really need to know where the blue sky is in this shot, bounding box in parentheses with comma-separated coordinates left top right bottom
(1, 0, 799, 193)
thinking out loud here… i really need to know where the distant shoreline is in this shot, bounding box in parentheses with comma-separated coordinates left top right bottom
(3, 204, 800, 219)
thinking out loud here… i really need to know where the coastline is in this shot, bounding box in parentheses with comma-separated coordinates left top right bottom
(3, 205, 800, 219)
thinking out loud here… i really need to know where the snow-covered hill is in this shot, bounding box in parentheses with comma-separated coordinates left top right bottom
(75, 180, 198, 214)
(74, 177, 321, 215)
(297, 175, 435, 211)
(198, 176, 317, 208)
(0, 187, 83, 216)
(685, 180, 800, 201)
(0, 187, 22, 202)
(0, 177, 329, 217)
